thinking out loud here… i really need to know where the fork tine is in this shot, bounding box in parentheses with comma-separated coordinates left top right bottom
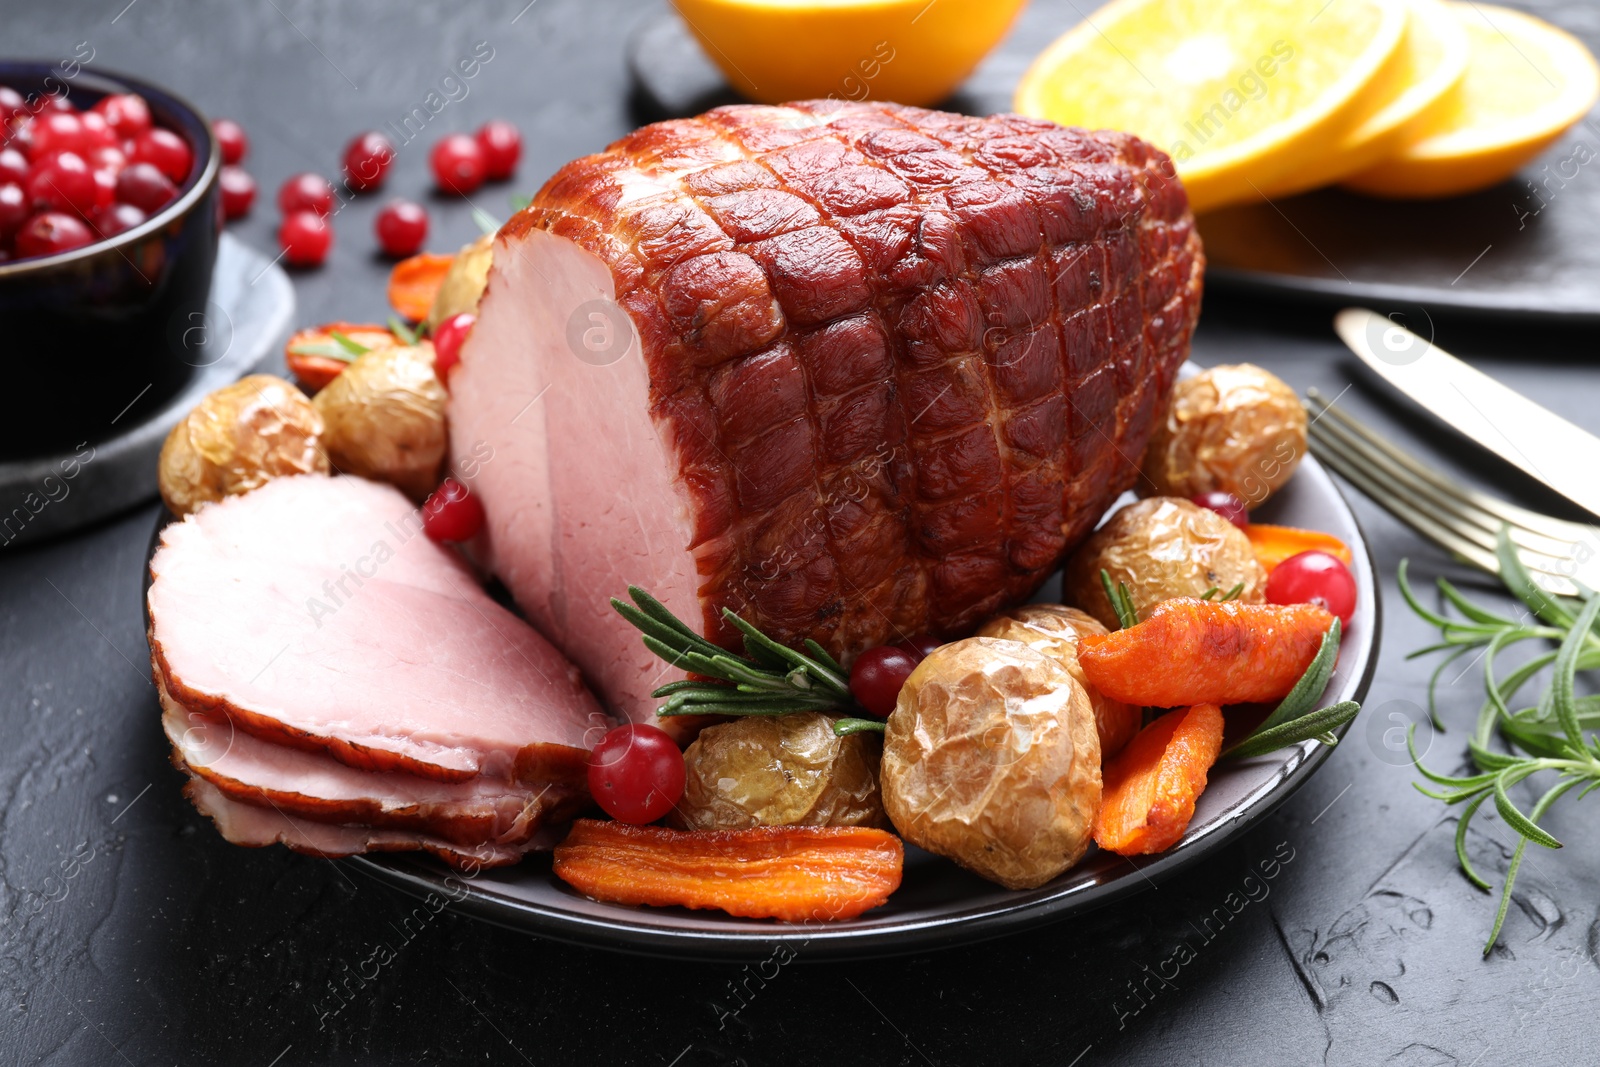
(1306, 388, 1597, 543)
(1307, 416, 1578, 565)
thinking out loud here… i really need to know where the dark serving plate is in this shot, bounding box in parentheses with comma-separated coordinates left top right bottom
(0, 61, 221, 458)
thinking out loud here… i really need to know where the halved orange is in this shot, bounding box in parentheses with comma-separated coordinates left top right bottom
(1262, 0, 1469, 197)
(1013, 0, 1410, 212)
(1343, 3, 1600, 198)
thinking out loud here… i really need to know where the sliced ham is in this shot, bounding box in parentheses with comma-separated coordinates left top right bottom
(148, 473, 611, 783)
(159, 677, 583, 848)
(181, 777, 535, 868)
(450, 101, 1202, 728)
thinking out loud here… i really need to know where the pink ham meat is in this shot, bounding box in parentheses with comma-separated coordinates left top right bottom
(449, 100, 1203, 728)
(159, 682, 566, 849)
(148, 473, 610, 782)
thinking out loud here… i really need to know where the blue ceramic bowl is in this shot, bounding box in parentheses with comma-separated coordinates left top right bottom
(0, 62, 221, 458)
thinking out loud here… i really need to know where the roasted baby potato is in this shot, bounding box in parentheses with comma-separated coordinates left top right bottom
(975, 604, 1141, 759)
(1140, 363, 1307, 506)
(427, 233, 494, 328)
(158, 374, 328, 516)
(313, 342, 446, 502)
(672, 712, 886, 831)
(1063, 497, 1266, 630)
(881, 638, 1102, 890)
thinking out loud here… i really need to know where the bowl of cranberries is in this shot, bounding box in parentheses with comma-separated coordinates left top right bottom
(0, 62, 221, 457)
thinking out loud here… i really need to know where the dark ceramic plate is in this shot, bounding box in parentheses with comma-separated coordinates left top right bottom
(349, 442, 1379, 960)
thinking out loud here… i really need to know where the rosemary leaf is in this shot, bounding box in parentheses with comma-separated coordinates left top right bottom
(389, 316, 419, 345)
(1227, 701, 1360, 760)
(832, 718, 888, 736)
(1099, 569, 1139, 630)
(1253, 620, 1341, 735)
(1454, 792, 1494, 892)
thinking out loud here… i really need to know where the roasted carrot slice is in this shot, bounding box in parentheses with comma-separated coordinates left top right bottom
(283, 322, 398, 392)
(1077, 598, 1335, 707)
(1246, 523, 1352, 574)
(552, 819, 903, 922)
(387, 252, 454, 322)
(1093, 703, 1224, 856)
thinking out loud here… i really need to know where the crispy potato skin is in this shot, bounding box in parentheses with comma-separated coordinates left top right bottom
(158, 374, 328, 516)
(552, 819, 903, 921)
(975, 605, 1140, 759)
(672, 712, 887, 831)
(427, 233, 494, 329)
(1063, 497, 1266, 629)
(1077, 598, 1335, 707)
(1093, 703, 1223, 855)
(314, 343, 446, 502)
(881, 638, 1101, 890)
(1140, 363, 1307, 505)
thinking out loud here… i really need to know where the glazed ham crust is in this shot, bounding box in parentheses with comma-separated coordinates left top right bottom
(510, 102, 1202, 656)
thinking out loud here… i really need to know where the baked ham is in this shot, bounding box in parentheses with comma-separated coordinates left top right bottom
(148, 474, 606, 865)
(450, 100, 1203, 727)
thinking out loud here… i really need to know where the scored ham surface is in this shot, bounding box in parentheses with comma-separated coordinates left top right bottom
(148, 474, 607, 864)
(450, 100, 1203, 727)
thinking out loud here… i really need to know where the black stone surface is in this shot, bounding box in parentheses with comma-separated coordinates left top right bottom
(3, 2, 1597, 1064)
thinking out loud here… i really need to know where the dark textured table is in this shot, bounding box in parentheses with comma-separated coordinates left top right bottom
(4, 2, 1598, 1064)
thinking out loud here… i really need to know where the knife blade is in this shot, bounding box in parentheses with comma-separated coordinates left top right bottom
(1333, 307, 1600, 519)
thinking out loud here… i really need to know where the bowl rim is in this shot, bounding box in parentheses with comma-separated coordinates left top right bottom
(0, 60, 221, 277)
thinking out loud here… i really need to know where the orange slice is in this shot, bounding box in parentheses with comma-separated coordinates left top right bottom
(1343, 3, 1600, 198)
(1262, 0, 1469, 197)
(1013, 0, 1409, 212)
(670, 0, 1027, 107)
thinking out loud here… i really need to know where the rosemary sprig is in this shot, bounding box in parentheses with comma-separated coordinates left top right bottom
(389, 315, 420, 344)
(611, 587, 853, 718)
(1201, 581, 1246, 602)
(1100, 570, 1140, 629)
(1225, 618, 1359, 759)
(1403, 527, 1600, 954)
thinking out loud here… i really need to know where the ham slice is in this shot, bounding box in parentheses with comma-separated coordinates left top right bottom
(449, 101, 1202, 728)
(159, 678, 582, 848)
(148, 474, 611, 783)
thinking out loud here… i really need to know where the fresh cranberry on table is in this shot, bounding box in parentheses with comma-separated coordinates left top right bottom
(0, 86, 26, 125)
(421, 477, 485, 542)
(850, 645, 920, 717)
(92, 93, 152, 139)
(114, 162, 177, 213)
(26, 151, 98, 216)
(342, 130, 393, 192)
(278, 209, 331, 267)
(211, 117, 247, 165)
(374, 198, 427, 256)
(1191, 491, 1249, 528)
(131, 128, 192, 183)
(430, 312, 475, 383)
(0, 147, 27, 186)
(475, 119, 521, 181)
(276, 172, 334, 216)
(95, 201, 147, 237)
(1265, 549, 1357, 627)
(586, 723, 685, 825)
(14, 210, 94, 257)
(218, 165, 255, 220)
(430, 133, 486, 195)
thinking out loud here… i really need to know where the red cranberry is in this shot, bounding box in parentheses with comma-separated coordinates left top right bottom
(96, 202, 147, 237)
(342, 131, 393, 192)
(1266, 550, 1358, 627)
(475, 120, 521, 181)
(211, 118, 247, 165)
(849, 645, 920, 718)
(374, 198, 427, 257)
(585, 723, 685, 825)
(14, 210, 94, 257)
(1191, 491, 1250, 529)
(278, 210, 331, 267)
(431, 312, 475, 382)
(26, 152, 97, 216)
(92, 93, 152, 139)
(893, 634, 942, 662)
(430, 133, 486, 195)
(0, 147, 26, 186)
(31, 112, 86, 157)
(35, 92, 75, 114)
(8, 118, 36, 159)
(86, 144, 127, 172)
(77, 111, 117, 150)
(115, 162, 178, 213)
(0, 87, 25, 125)
(276, 172, 334, 216)
(0, 183, 28, 237)
(421, 477, 486, 542)
(132, 128, 192, 183)
(218, 166, 255, 220)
